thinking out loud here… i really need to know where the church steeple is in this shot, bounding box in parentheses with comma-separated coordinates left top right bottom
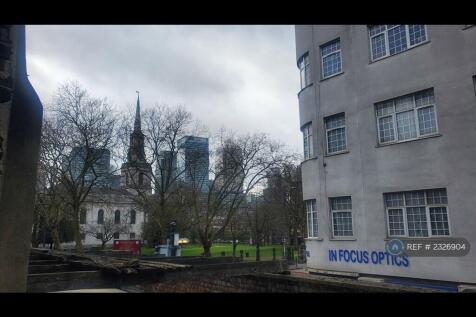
(121, 91, 152, 192)
(134, 91, 141, 132)
(126, 91, 146, 165)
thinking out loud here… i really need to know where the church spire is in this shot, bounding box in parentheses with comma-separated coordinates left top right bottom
(125, 91, 146, 165)
(134, 90, 141, 132)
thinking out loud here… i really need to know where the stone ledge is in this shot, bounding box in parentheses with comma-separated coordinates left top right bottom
(308, 268, 359, 278)
(458, 284, 476, 293)
(358, 277, 385, 283)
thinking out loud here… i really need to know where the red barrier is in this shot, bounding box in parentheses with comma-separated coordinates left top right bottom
(112, 240, 141, 256)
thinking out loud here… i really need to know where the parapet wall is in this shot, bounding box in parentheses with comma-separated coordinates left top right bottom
(143, 260, 287, 292)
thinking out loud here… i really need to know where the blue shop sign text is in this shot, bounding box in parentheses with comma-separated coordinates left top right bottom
(328, 249, 409, 267)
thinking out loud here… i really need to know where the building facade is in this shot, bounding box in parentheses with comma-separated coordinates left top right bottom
(70, 146, 112, 187)
(177, 136, 210, 191)
(295, 25, 476, 283)
(79, 188, 145, 246)
(215, 141, 244, 194)
(155, 150, 177, 193)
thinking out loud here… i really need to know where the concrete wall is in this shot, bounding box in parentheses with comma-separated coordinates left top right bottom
(0, 25, 43, 292)
(142, 260, 287, 292)
(295, 25, 476, 283)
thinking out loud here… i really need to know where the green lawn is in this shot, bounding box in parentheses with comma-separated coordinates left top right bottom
(141, 243, 285, 259)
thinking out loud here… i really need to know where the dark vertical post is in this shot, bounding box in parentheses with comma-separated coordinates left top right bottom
(0, 25, 43, 292)
(168, 221, 177, 257)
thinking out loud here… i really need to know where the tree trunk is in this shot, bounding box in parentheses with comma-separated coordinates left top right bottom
(256, 241, 260, 262)
(31, 210, 40, 248)
(202, 240, 212, 257)
(72, 207, 84, 254)
(101, 241, 106, 250)
(31, 214, 40, 248)
(51, 226, 61, 250)
(232, 241, 237, 258)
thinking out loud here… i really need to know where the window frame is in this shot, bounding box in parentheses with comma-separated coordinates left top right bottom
(325, 113, 347, 154)
(385, 190, 451, 238)
(376, 89, 439, 146)
(79, 208, 87, 224)
(97, 209, 104, 224)
(330, 196, 354, 238)
(386, 208, 406, 237)
(369, 25, 428, 62)
(473, 76, 476, 100)
(130, 209, 136, 224)
(114, 209, 121, 224)
(301, 122, 314, 160)
(298, 52, 312, 90)
(320, 38, 343, 79)
(306, 199, 318, 238)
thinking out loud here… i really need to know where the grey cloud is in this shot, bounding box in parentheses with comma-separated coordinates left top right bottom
(26, 25, 302, 154)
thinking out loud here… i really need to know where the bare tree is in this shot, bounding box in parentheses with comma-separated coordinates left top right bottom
(45, 81, 118, 253)
(184, 131, 291, 257)
(33, 116, 70, 250)
(263, 163, 305, 252)
(244, 193, 272, 261)
(84, 206, 132, 249)
(226, 206, 250, 258)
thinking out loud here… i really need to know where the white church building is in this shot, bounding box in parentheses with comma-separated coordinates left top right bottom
(71, 93, 152, 248)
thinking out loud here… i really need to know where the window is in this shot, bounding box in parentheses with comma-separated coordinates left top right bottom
(301, 123, 313, 160)
(130, 209, 136, 224)
(97, 209, 104, 224)
(384, 189, 450, 237)
(79, 208, 86, 224)
(321, 39, 342, 79)
(330, 197, 353, 237)
(375, 88, 438, 145)
(325, 113, 347, 154)
(473, 76, 476, 99)
(130, 232, 136, 239)
(306, 200, 318, 237)
(113, 232, 120, 239)
(369, 25, 427, 61)
(96, 232, 103, 240)
(115, 210, 121, 224)
(298, 53, 311, 89)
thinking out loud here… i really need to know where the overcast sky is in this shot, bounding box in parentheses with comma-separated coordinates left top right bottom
(25, 25, 302, 155)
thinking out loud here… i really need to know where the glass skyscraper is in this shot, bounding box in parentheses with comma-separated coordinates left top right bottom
(177, 136, 209, 192)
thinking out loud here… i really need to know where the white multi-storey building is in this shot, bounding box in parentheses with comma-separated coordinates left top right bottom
(295, 25, 476, 285)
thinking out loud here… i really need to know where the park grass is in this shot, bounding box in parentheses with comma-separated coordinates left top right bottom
(141, 243, 285, 259)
